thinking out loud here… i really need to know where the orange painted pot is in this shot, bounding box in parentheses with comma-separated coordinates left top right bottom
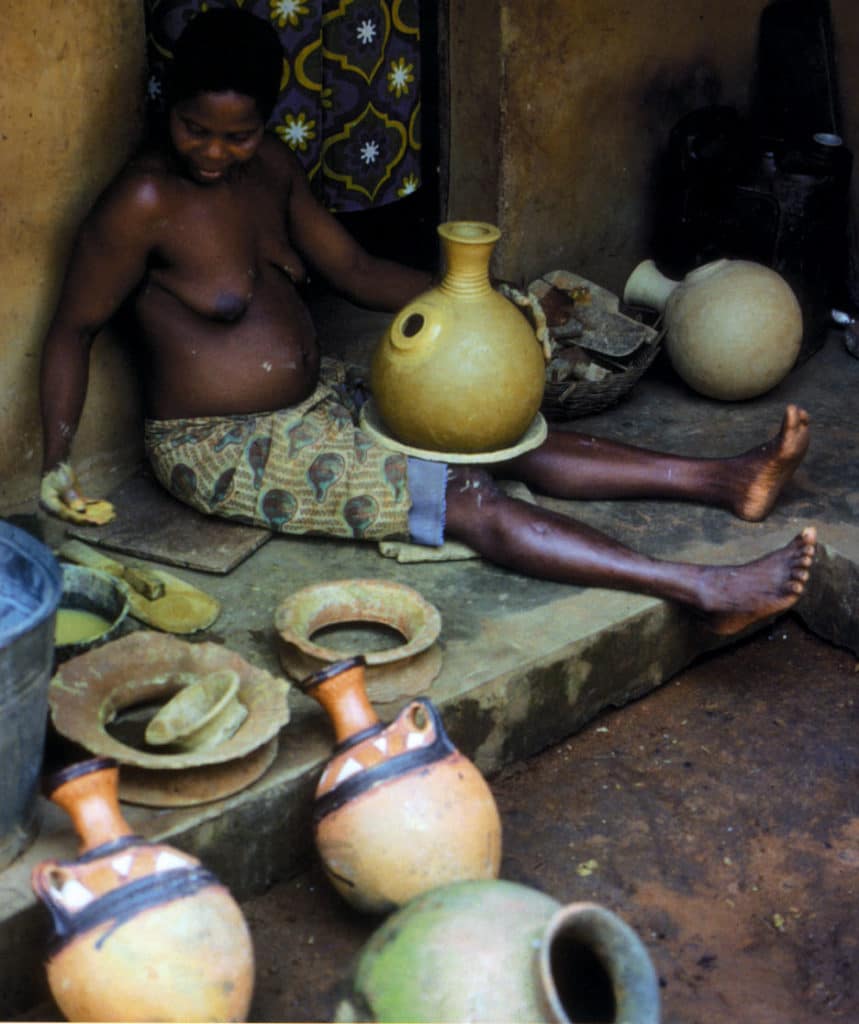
(303, 656, 502, 913)
(31, 758, 254, 1022)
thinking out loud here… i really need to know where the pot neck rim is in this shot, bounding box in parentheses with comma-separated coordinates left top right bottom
(43, 756, 117, 798)
(437, 220, 501, 245)
(536, 902, 660, 1023)
(299, 654, 367, 694)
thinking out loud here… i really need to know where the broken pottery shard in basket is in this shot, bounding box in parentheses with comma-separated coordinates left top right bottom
(529, 271, 658, 359)
(570, 305, 656, 358)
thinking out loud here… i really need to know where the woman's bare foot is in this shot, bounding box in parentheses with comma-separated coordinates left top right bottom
(728, 405, 811, 521)
(697, 526, 817, 636)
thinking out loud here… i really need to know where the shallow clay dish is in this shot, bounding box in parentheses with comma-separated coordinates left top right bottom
(145, 669, 247, 750)
(49, 632, 290, 770)
(359, 399, 547, 464)
(275, 579, 443, 702)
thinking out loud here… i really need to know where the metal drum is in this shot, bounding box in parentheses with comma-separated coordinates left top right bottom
(0, 520, 62, 868)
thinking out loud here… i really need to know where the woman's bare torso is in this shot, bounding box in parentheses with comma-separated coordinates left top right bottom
(130, 139, 320, 420)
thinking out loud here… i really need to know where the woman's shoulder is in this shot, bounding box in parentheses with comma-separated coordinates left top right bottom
(72, 149, 183, 252)
(257, 133, 307, 184)
(91, 149, 179, 220)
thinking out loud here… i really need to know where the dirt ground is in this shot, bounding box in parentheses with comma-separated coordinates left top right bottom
(241, 615, 859, 1024)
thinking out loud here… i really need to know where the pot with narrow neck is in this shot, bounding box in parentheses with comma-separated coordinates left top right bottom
(302, 656, 502, 913)
(31, 757, 254, 1022)
(335, 878, 661, 1023)
(623, 257, 802, 401)
(370, 221, 546, 453)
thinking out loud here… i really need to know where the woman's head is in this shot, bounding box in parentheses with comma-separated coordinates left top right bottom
(167, 9, 284, 124)
(164, 10, 283, 183)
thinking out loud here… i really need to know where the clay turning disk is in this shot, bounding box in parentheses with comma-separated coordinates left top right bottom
(118, 737, 280, 807)
(275, 578, 444, 703)
(359, 399, 547, 464)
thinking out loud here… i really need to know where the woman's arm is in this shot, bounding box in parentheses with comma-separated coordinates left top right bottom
(39, 172, 159, 521)
(276, 142, 432, 311)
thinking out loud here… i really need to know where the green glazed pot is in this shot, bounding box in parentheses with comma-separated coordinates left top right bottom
(335, 878, 660, 1023)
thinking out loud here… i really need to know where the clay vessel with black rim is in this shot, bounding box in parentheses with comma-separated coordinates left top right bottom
(303, 656, 501, 913)
(30, 757, 254, 1022)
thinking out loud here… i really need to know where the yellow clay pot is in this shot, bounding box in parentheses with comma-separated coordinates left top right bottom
(370, 221, 546, 452)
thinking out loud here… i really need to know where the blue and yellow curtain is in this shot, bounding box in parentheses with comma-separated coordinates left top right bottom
(145, 0, 423, 211)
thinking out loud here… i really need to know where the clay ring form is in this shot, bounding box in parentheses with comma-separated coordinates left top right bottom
(49, 632, 290, 771)
(274, 579, 443, 704)
(359, 399, 548, 465)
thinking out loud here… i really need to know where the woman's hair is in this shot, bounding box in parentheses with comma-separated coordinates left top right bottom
(167, 9, 284, 123)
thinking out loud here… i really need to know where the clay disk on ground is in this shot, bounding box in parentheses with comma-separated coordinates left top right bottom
(275, 578, 443, 702)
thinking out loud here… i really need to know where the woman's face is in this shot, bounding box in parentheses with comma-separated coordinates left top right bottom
(169, 91, 265, 184)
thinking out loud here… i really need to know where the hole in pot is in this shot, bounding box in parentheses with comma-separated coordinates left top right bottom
(401, 313, 425, 337)
(310, 620, 408, 656)
(410, 704, 428, 730)
(550, 933, 616, 1023)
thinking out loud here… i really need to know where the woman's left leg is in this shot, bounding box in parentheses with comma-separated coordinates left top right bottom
(495, 405, 810, 522)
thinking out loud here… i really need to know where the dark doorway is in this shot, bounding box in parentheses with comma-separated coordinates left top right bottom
(333, 2, 444, 274)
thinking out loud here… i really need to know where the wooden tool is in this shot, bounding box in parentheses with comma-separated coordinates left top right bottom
(59, 539, 220, 634)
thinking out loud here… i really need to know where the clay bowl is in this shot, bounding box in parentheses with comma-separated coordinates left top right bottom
(274, 579, 443, 704)
(144, 668, 248, 751)
(55, 565, 129, 663)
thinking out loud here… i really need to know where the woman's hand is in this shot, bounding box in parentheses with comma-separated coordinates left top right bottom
(40, 463, 115, 526)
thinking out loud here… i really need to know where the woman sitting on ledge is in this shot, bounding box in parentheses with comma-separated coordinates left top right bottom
(39, 9, 816, 638)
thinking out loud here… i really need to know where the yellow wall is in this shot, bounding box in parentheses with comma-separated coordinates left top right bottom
(0, 2, 145, 512)
(448, 0, 859, 294)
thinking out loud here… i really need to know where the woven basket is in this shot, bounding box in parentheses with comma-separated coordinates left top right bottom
(541, 325, 664, 420)
(501, 273, 663, 421)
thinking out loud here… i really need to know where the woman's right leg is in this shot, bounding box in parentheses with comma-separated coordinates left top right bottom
(443, 467, 817, 636)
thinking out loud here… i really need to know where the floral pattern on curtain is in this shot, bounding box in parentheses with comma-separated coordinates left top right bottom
(145, 0, 422, 211)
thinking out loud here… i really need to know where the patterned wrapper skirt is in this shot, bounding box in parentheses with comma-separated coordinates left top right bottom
(144, 361, 447, 545)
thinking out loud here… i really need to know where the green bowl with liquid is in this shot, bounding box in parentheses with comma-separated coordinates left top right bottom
(55, 565, 130, 663)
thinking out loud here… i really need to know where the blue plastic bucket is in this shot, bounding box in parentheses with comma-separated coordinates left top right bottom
(0, 520, 62, 868)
